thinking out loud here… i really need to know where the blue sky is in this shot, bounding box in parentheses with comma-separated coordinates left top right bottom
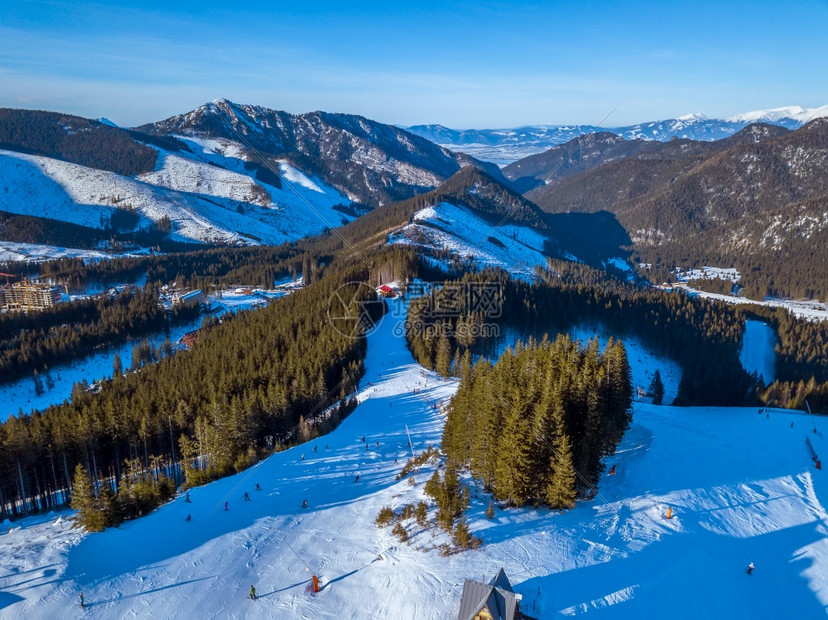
(1, 0, 826, 127)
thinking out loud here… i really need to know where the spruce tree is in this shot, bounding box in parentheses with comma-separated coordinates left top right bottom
(71, 463, 106, 532)
(546, 405, 577, 510)
(650, 370, 665, 405)
(435, 332, 452, 378)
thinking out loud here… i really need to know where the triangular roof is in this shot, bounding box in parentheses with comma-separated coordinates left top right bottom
(489, 567, 514, 593)
(457, 570, 519, 620)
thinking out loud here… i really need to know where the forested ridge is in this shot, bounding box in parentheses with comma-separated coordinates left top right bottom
(516, 119, 828, 301)
(0, 108, 177, 176)
(0, 289, 201, 385)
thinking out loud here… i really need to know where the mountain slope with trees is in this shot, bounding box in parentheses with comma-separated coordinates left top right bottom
(511, 120, 828, 300)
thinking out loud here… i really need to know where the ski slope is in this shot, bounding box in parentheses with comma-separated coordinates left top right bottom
(0, 146, 352, 247)
(1, 298, 827, 619)
(389, 201, 550, 277)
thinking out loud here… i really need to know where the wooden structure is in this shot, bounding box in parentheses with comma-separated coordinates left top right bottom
(457, 568, 525, 620)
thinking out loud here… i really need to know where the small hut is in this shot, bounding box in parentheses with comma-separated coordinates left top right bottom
(457, 568, 526, 620)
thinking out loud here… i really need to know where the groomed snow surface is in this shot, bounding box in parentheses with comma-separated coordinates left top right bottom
(389, 202, 550, 277)
(2, 298, 827, 619)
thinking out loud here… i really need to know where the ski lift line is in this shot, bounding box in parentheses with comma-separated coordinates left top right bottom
(275, 534, 315, 574)
(467, 103, 621, 257)
(211, 106, 367, 262)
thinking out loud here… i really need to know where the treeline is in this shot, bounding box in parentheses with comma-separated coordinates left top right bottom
(0, 289, 201, 385)
(0, 109, 162, 176)
(443, 336, 632, 507)
(0, 209, 191, 253)
(407, 263, 758, 406)
(0, 248, 413, 523)
(2, 245, 305, 294)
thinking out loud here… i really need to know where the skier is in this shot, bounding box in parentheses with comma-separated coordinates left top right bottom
(255, 483, 262, 491)
(747, 562, 755, 575)
(609, 464, 616, 476)
(79, 592, 84, 608)
(302, 499, 308, 509)
(224, 501, 229, 511)
(249, 585, 257, 600)
(354, 474, 360, 483)
(186, 514, 192, 522)
(185, 492, 191, 503)
(243, 491, 250, 501)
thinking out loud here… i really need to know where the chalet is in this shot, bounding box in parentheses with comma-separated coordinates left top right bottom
(457, 568, 528, 620)
(378, 284, 396, 298)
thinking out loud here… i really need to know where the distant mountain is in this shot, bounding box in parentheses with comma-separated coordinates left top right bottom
(0, 103, 505, 250)
(502, 123, 791, 194)
(138, 99, 500, 207)
(406, 105, 828, 164)
(511, 119, 828, 299)
(0, 108, 357, 247)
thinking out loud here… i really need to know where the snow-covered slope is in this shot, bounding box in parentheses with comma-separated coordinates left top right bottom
(0, 240, 111, 263)
(0, 146, 352, 246)
(2, 298, 827, 619)
(388, 201, 550, 277)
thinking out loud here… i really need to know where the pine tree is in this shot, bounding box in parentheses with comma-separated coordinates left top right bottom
(545, 405, 577, 510)
(71, 463, 106, 532)
(112, 353, 123, 377)
(33, 370, 44, 397)
(650, 369, 665, 405)
(435, 332, 452, 378)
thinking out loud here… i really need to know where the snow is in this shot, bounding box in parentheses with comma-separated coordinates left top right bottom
(676, 266, 741, 283)
(726, 105, 828, 124)
(5, 297, 827, 617)
(0, 146, 353, 248)
(740, 319, 777, 384)
(389, 201, 550, 277)
(675, 285, 828, 322)
(571, 325, 682, 405)
(0, 241, 110, 262)
(604, 258, 634, 282)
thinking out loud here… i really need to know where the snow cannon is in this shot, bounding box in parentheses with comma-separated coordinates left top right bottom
(312, 575, 320, 593)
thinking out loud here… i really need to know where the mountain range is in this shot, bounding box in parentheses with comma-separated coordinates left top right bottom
(0, 102, 502, 249)
(406, 105, 828, 164)
(1, 100, 827, 301)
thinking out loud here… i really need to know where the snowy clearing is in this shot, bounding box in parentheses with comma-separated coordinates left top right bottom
(0, 241, 111, 263)
(0, 147, 352, 248)
(2, 298, 827, 618)
(389, 202, 550, 277)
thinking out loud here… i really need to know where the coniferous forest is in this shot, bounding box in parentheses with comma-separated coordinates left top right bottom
(0, 249, 413, 523)
(443, 335, 632, 507)
(0, 289, 201, 384)
(406, 264, 759, 406)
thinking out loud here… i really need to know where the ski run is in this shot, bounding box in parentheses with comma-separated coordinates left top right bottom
(1, 297, 827, 619)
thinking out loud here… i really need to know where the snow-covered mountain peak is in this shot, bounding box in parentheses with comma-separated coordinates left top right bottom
(676, 112, 708, 122)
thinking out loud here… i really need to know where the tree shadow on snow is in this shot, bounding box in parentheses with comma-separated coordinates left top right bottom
(515, 520, 827, 619)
